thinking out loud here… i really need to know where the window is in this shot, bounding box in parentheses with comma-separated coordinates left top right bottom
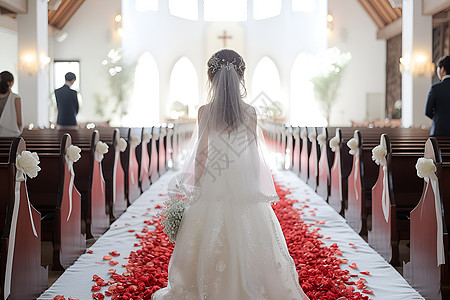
(135, 0, 158, 12)
(54, 60, 80, 91)
(170, 0, 198, 20)
(292, 0, 315, 12)
(253, 0, 281, 20)
(290, 53, 326, 126)
(204, 0, 247, 21)
(169, 57, 199, 119)
(251, 57, 284, 119)
(123, 52, 159, 126)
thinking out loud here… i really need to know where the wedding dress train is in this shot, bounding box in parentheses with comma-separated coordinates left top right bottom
(152, 104, 308, 300)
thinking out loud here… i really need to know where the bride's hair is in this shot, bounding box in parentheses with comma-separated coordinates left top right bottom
(206, 49, 247, 131)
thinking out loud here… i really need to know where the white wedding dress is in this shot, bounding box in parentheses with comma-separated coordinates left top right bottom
(152, 103, 308, 300)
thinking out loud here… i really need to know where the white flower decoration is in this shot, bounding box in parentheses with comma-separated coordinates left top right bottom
(143, 132, 151, 143)
(372, 145, 387, 165)
(95, 141, 109, 162)
(329, 136, 340, 152)
(308, 132, 317, 142)
(317, 133, 326, 146)
(117, 138, 127, 152)
(131, 135, 141, 147)
(300, 130, 307, 140)
(16, 151, 41, 179)
(415, 157, 436, 178)
(66, 145, 81, 163)
(347, 138, 359, 155)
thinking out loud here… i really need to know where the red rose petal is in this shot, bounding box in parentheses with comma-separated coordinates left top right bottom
(86, 250, 93, 254)
(349, 263, 357, 269)
(109, 251, 120, 257)
(362, 290, 373, 294)
(53, 296, 66, 300)
(103, 255, 112, 260)
(360, 271, 370, 275)
(109, 261, 119, 266)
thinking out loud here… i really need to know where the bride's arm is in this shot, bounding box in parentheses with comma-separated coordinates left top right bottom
(194, 105, 208, 184)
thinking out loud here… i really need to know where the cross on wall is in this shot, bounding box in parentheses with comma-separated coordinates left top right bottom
(217, 30, 232, 48)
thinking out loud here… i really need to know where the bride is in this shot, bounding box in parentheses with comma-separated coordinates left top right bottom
(153, 49, 308, 300)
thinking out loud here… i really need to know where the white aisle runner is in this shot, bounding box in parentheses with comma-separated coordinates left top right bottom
(274, 171, 423, 300)
(38, 170, 424, 299)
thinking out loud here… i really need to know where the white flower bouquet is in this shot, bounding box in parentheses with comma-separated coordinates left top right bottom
(160, 196, 188, 242)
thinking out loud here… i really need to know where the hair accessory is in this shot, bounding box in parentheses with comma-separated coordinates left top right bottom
(208, 53, 245, 78)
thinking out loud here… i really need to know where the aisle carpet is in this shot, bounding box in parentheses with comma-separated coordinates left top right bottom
(39, 170, 423, 300)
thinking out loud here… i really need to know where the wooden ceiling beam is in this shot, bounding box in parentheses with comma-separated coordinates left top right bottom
(423, 0, 450, 16)
(49, 0, 85, 30)
(379, 0, 400, 21)
(358, 0, 386, 29)
(371, 0, 393, 23)
(377, 17, 402, 40)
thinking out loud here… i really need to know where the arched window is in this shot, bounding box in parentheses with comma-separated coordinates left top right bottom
(204, 0, 247, 21)
(169, 57, 199, 119)
(290, 53, 326, 126)
(135, 0, 158, 11)
(170, 0, 198, 20)
(292, 0, 315, 12)
(123, 52, 159, 126)
(253, 0, 281, 20)
(252, 57, 284, 119)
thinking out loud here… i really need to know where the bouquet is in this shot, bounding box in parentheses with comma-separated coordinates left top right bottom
(160, 193, 189, 242)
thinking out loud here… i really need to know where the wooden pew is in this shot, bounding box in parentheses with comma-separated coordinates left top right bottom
(22, 134, 85, 270)
(299, 127, 310, 182)
(136, 127, 151, 192)
(150, 127, 160, 184)
(307, 127, 319, 190)
(95, 127, 127, 221)
(0, 137, 48, 299)
(344, 130, 364, 234)
(119, 127, 142, 205)
(403, 137, 450, 300)
(165, 124, 174, 170)
(317, 127, 331, 201)
(22, 129, 110, 239)
(158, 125, 167, 176)
(291, 127, 301, 176)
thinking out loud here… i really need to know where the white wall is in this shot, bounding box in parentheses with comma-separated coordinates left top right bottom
(51, 0, 121, 123)
(328, 0, 386, 126)
(123, 0, 328, 123)
(0, 25, 18, 93)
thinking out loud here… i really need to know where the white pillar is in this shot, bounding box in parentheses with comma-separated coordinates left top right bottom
(401, 0, 432, 128)
(17, 0, 49, 127)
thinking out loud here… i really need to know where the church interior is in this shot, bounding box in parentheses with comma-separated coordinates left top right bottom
(1, 0, 450, 299)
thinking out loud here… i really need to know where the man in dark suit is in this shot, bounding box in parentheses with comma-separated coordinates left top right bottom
(425, 56, 450, 136)
(55, 72, 79, 129)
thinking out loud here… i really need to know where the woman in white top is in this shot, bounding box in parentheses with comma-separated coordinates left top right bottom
(0, 71, 23, 137)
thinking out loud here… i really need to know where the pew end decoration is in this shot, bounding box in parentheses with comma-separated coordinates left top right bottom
(117, 137, 127, 152)
(16, 150, 41, 180)
(95, 141, 109, 162)
(403, 138, 448, 300)
(310, 47, 352, 125)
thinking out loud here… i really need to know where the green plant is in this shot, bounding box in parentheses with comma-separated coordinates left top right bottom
(102, 48, 135, 123)
(310, 47, 351, 124)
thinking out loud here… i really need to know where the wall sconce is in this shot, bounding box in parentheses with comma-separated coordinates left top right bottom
(22, 54, 37, 75)
(114, 13, 124, 38)
(399, 55, 435, 76)
(40, 55, 51, 70)
(327, 13, 334, 35)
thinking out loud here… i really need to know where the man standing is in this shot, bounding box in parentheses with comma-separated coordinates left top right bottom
(55, 72, 79, 129)
(425, 56, 450, 136)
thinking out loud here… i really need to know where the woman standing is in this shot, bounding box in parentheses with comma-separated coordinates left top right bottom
(0, 71, 23, 136)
